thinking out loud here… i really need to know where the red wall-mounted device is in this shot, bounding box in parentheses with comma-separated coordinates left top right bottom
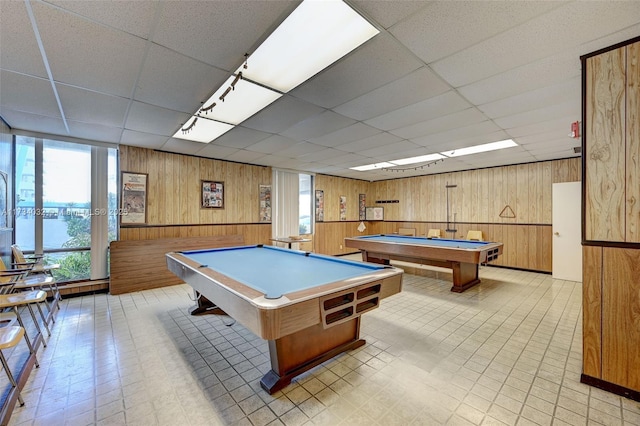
(570, 121, 580, 138)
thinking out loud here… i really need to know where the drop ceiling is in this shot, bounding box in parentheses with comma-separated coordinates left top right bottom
(1, 0, 638, 181)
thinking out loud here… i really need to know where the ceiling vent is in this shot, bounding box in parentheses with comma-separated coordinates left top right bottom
(573, 146, 582, 154)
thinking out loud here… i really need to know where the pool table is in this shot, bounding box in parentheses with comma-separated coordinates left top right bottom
(166, 244, 403, 394)
(344, 234, 502, 293)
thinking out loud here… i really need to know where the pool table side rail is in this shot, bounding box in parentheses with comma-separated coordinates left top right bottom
(166, 252, 403, 340)
(344, 237, 503, 264)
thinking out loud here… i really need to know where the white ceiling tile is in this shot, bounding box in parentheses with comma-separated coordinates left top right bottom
(161, 138, 210, 156)
(410, 121, 503, 148)
(57, 84, 129, 127)
(517, 130, 577, 146)
(392, 108, 489, 140)
(479, 77, 580, 120)
(507, 117, 570, 138)
(45, 0, 159, 39)
(365, 91, 471, 131)
(134, 44, 229, 114)
(125, 102, 189, 136)
(66, 120, 123, 143)
(391, 1, 562, 63)
(431, 2, 640, 87)
(359, 140, 422, 158)
(494, 100, 579, 129)
(245, 134, 297, 154)
(32, 1, 146, 98)
(333, 67, 450, 121)
(281, 111, 356, 141)
(277, 142, 327, 158)
(0, 71, 60, 118)
(120, 130, 168, 149)
(352, 1, 429, 29)
(196, 143, 241, 160)
(225, 150, 268, 164)
(153, 1, 295, 70)
(336, 132, 402, 153)
(242, 96, 325, 134)
(308, 123, 381, 148)
(0, 109, 69, 136)
(213, 126, 271, 149)
(318, 153, 370, 166)
(290, 33, 423, 108)
(0, 1, 48, 78)
(298, 148, 350, 163)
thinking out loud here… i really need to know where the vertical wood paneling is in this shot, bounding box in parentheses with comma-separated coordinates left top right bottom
(627, 41, 640, 242)
(541, 161, 553, 224)
(582, 245, 602, 379)
(585, 48, 626, 241)
(516, 164, 529, 224)
(602, 248, 640, 390)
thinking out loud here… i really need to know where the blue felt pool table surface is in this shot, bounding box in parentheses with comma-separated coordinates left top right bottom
(180, 245, 388, 299)
(349, 235, 492, 249)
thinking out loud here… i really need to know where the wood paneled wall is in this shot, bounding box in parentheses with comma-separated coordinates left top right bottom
(370, 159, 578, 224)
(119, 146, 579, 274)
(120, 146, 272, 225)
(581, 37, 640, 399)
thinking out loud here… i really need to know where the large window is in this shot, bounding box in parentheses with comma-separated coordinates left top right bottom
(299, 174, 312, 235)
(14, 136, 117, 282)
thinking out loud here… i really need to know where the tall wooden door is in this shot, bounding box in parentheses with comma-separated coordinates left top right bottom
(552, 182, 582, 281)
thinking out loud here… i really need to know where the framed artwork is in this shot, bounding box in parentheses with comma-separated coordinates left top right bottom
(315, 190, 324, 222)
(202, 180, 224, 208)
(365, 206, 384, 221)
(259, 184, 272, 223)
(121, 172, 148, 224)
(359, 194, 366, 221)
(339, 195, 346, 221)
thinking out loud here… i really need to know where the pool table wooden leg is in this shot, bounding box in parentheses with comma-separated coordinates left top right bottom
(450, 262, 481, 292)
(260, 318, 365, 394)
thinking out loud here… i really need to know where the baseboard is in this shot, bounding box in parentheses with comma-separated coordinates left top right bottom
(581, 374, 640, 402)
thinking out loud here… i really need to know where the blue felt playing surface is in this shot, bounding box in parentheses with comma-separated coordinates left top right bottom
(181, 245, 385, 299)
(356, 234, 490, 249)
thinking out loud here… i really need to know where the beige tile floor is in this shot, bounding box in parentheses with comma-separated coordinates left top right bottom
(4, 260, 640, 425)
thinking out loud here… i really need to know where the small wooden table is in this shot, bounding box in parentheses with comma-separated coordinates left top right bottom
(270, 237, 311, 249)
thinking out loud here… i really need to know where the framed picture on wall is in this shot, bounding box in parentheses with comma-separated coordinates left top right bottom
(359, 194, 366, 221)
(121, 172, 148, 224)
(259, 184, 271, 223)
(365, 207, 384, 221)
(339, 195, 346, 221)
(202, 180, 224, 208)
(315, 190, 324, 222)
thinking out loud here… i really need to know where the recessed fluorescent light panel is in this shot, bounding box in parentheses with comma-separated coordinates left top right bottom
(350, 139, 518, 172)
(241, 0, 380, 92)
(197, 76, 281, 125)
(176, 0, 379, 144)
(441, 139, 517, 157)
(390, 153, 446, 166)
(172, 117, 234, 143)
(351, 162, 395, 171)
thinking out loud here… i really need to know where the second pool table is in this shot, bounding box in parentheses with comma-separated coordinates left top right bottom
(344, 234, 502, 292)
(166, 245, 403, 394)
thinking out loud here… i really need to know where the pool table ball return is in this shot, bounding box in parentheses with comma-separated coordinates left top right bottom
(344, 234, 502, 293)
(166, 245, 403, 394)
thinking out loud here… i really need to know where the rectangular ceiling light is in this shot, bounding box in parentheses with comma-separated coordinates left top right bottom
(441, 139, 517, 158)
(351, 162, 395, 171)
(197, 76, 282, 125)
(241, 0, 379, 92)
(390, 153, 446, 166)
(172, 116, 234, 143)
